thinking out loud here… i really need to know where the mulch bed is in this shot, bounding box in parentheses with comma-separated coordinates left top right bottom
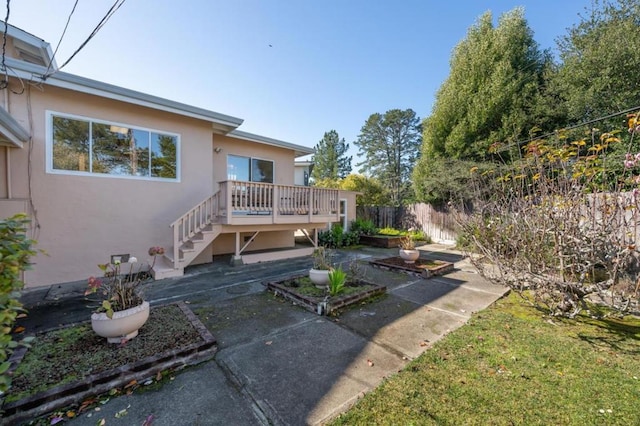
(2, 302, 217, 425)
(264, 275, 386, 315)
(369, 256, 454, 278)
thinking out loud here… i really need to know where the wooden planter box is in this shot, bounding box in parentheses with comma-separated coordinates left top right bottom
(369, 257, 455, 278)
(264, 275, 386, 315)
(359, 235, 404, 248)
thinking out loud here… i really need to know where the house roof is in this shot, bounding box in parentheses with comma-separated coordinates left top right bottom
(0, 106, 30, 148)
(3, 21, 316, 155)
(6, 56, 245, 134)
(229, 130, 315, 158)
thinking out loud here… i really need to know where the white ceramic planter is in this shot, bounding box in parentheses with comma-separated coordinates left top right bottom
(399, 249, 420, 264)
(91, 301, 150, 344)
(309, 268, 331, 288)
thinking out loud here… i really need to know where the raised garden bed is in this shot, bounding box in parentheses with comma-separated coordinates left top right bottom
(370, 256, 454, 278)
(264, 275, 386, 315)
(359, 235, 404, 248)
(2, 302, 216, 425)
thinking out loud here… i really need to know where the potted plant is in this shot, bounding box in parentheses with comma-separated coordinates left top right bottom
(398, 235, 420, 264)
(85, 247, 163, 343)
(309, 246, 332, 288)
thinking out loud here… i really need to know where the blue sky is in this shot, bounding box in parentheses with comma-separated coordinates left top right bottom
(10, 0, 594, 166)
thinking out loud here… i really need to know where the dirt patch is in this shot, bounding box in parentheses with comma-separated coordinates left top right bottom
(264, 275, 386, 315)
(3, 303, 216, 424)
(369, 256, 454, 278)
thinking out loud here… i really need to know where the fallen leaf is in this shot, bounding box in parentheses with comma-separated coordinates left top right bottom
(367, 359, 374, 367)
(419, 341, 428, 347)
(13, 326, 25, 333)
(66, 410, 76, 418)
(124, 379, 138, 389)
(115, 406, 129, 418)
(142, 414, 155, 425)
(97, 419, 106, 425)
(156, 371, 162, 381)
(265, 341, 273, 345)
(16, 313, 27, 319)
(50, 416, 64, 425)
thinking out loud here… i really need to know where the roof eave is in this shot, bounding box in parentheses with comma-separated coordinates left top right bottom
(4, 57, 244, 130)
(0, 106, 29, 148)
(229, 130, 314, 157)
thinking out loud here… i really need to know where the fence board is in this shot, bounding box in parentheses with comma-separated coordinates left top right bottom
(357, 204, 463, 243)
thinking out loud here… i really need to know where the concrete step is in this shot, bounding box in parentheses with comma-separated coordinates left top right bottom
(151, 256, 184, 279)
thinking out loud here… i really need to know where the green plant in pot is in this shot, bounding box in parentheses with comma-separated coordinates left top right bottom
(85, 247, 163, 343)
(309, 246, 332, 288)
(398, 234, 420, 264)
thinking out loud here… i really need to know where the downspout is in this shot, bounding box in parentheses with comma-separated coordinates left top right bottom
(4, 88, 10, 198)
(5, 146, 10, 198)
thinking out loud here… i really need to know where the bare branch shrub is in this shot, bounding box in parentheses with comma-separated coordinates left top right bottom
(453, 116, 640, 317)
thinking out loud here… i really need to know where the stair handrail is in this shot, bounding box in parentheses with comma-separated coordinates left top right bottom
(169, 191, 220, 267)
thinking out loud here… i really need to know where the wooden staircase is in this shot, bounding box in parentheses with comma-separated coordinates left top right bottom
(152, 193, 222, 279)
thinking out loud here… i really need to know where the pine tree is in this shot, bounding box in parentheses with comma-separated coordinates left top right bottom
(311, 130, 352, 182)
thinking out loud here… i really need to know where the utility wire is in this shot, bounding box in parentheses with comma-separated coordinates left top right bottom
(496, 105, 640, 154)
(43, 0, 126, 79)
(44, 0, 79, 77)
(1, 0, 10, 89)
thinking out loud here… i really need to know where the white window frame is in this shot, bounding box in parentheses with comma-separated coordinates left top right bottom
(45, 111, 181, 182)
(340, 198, 348, 230)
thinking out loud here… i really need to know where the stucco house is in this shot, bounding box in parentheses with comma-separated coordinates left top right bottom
(0, 23, 357, 287)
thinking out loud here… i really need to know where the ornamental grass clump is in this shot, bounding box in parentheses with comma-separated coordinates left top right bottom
(328, 266, 346, 296)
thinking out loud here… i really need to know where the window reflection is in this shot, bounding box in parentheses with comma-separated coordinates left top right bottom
(50, 114, 178, 180)
(227, 155, 274, 183)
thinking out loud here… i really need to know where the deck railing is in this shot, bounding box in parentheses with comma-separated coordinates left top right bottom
(218, 180, 339, 219)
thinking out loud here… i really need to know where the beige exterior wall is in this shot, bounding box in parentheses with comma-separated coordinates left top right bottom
(212, 134, 296, 188)
(1, 82, 216, 287)
(211, 230, 294, 256)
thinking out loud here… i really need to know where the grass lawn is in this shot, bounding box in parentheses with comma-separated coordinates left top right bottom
(331, 292, 640, 425)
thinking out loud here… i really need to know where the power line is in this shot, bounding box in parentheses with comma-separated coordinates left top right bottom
(44, 0, 79, 77)
(43, 0, 126, 79)
(0, 0, 10, 89)
(496, 105, 640, 154)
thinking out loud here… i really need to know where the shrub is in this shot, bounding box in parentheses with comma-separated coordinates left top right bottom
(319, 225, 361, 248)
(350, 218, 378, 236)
(0, 214, 37, 394)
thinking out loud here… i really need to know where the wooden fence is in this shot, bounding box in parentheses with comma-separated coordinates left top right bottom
(356, 203, 462, 243)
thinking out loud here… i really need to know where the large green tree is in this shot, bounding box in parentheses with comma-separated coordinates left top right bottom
(354, 109, 422, 206)
(414, 7, 550, 204)
(552, 0, 640, 123)
(339, 174, 392, 206)
(311, 130, 352, 182)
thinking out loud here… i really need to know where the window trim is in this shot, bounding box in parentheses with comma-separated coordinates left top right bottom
(226, 154, 275, 183)
(45, 110, 181, 182)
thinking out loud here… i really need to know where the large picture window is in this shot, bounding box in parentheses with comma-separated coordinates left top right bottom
(227, 155, 274, 183)
(48, 113, 179, 180)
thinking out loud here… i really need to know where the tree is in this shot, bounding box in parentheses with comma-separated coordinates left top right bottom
(354, 109, 422, 206)
(413, 7, 550, 204)
(339, 174, 392, 206)
(311, 130, 351, 182)
(552, 0, 640, 123)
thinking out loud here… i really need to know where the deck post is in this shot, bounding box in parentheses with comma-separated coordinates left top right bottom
(273, 184, 279, 223)
(231, 231, 243, 266)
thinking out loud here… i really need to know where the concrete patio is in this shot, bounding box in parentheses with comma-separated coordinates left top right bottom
(15, 244, 508, 425)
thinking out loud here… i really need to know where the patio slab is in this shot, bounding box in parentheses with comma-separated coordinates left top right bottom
(216, 318, 406, 426)
(338, 293, 468, 359)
